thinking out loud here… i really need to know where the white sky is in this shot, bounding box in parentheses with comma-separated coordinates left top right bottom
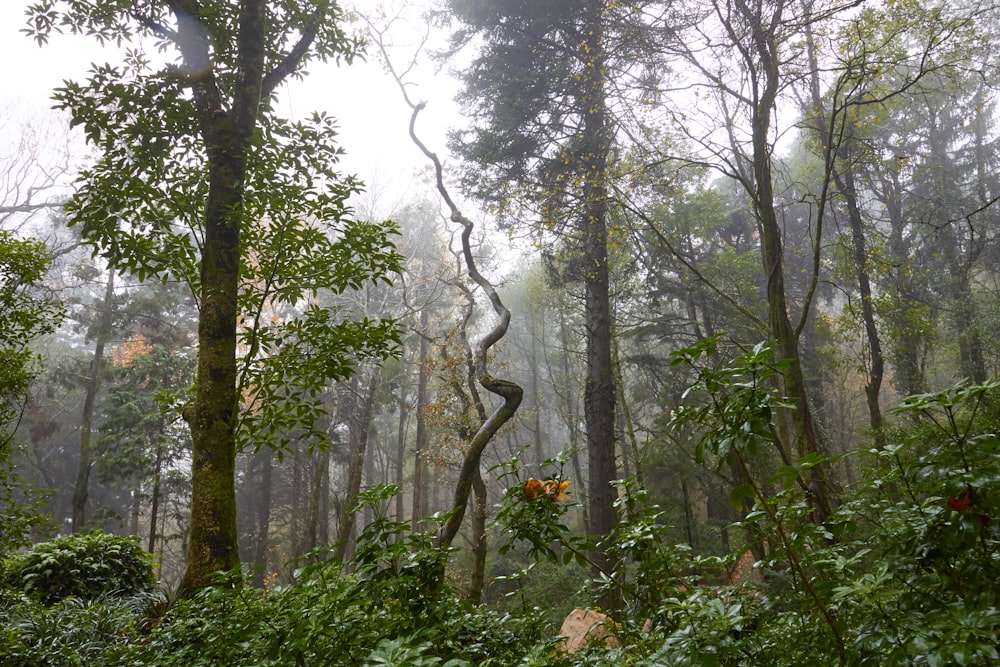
(0, 1, 461, 219)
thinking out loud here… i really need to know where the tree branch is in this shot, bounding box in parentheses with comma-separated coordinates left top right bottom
(375, 25, 523, 551)
(261, 20, 319, 98)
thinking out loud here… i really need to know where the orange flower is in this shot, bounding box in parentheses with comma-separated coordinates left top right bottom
(523, 479, 545, 499)
(543, 479, 572, 501)
(523, 478, 571, 501)
(947, 489, 973, 512)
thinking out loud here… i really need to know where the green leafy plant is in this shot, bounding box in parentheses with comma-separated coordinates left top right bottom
(2, 531, 155, 604)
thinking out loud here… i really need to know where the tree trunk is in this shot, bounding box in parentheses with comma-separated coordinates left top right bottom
(580, 0, 619, 608)
(748, 1, 833, 523)
(148, 439, 164, 554)
(306, 449, 325, 554)
(883, 171, 925, 399)
(412, 310, 431, 530)
(250, 446, 272, 587)
(394, 381, 409, 525)
(72, 269, 115, 532)
(335, 371, 379, 561)
(467, 469, 488, 604)
(613, 338, 642, 488)
(556, 302, 588, 530)
(181, 0, 270, 593)
(290, 446, 306, 562)
(529, 328, 545, 474)
(835, 164, 887, 448)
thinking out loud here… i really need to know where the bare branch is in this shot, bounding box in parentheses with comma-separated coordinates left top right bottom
(375, 24, 523, 551)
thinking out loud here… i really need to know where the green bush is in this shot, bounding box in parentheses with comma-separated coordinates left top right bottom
(2, 531, 155, 604)
(0, 588, 146, 667)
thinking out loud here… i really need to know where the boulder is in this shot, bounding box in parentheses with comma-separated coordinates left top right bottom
(558, 608, 620, 654)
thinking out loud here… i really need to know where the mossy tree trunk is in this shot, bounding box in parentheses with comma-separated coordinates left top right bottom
(178, 0, 268, 591)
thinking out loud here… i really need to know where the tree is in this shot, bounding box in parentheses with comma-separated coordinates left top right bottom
(440, 0, 667, 599)
(799, 0, 995, 446)
(95, 279, 197, 560)
(71, 268, 114, 532)
(376, 32, 523, 577)
(0, 231, 62, 552)
(661, 0, 864, 520)
(29, 1, 402, 592)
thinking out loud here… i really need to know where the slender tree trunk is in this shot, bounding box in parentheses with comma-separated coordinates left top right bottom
(801, 0, 884, 449)
(749, 2, 833, 523)
(836, 164, 887, 448)
(319, 446, 331, 546)
(290, 447, 305, 561)
(130, 482, 141, 535)
(883, 172, 925, 399)
(394, 387, 409, 525)
(250, 446, 272, 587)
(529, 330, 545, 474)
(580, 0, 619, 610)
(556, 304, 588, 530)
(467, 469, 487, 604)
(335, 371, 379, 561)
(613, 338, 642, 488)
(412, 310, 431, 530)
(306, 449, 325, 554)
(72, 269, 115, 532)
(362, 422, 377, 534)
(148, 439, 164, 554)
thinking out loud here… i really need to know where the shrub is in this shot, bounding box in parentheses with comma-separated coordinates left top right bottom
(0, 588, 146, 667)
(2, 531, 155, 604)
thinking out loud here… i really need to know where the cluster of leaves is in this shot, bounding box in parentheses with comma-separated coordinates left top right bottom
(1, 531, 155, 605)
(0, 589, 149, 667)
(0, 232, 62, 442)
(0, 232, 62, 554)
(647, 340, 1000, 666)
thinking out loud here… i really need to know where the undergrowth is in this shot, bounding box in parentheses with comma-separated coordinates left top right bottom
(0, 374, 997, 666)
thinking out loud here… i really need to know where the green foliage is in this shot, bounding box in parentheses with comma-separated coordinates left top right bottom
(486, 556, 590, 626)
(670, 336, 792, 471)
(112, 487, 551, 666)
(0, 588, 148, 667)
(493, 453, 701, 627)
(0, 232, 62, 554)
(0, 232, 62, 443)
(0, 463, 53, 557)
(2, 532, 155, 604)
(1, 379, 997, 665)
(493, 454, 588, 567)
(645, 377, 1000, 666)
(29, 1, 404, 463)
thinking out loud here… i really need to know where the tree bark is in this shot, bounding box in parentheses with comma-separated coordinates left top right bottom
(467, 469, 488, 604)
(836, 164, 887, 448)
(391, 98, 523, 556)
(412, 308, 431, 531)
(250, 446, 272, 587)
(744, 0, 833, 523)
(580, 0, 619, 605)
(394, 368, 410, 525)
(556, 304, 589, 531)
(72, 269, 115, 532)
(148, 439, 164, 554)
(335, 370, 379, 561)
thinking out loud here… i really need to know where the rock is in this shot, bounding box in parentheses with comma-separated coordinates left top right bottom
(558, 608, 620, 654)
